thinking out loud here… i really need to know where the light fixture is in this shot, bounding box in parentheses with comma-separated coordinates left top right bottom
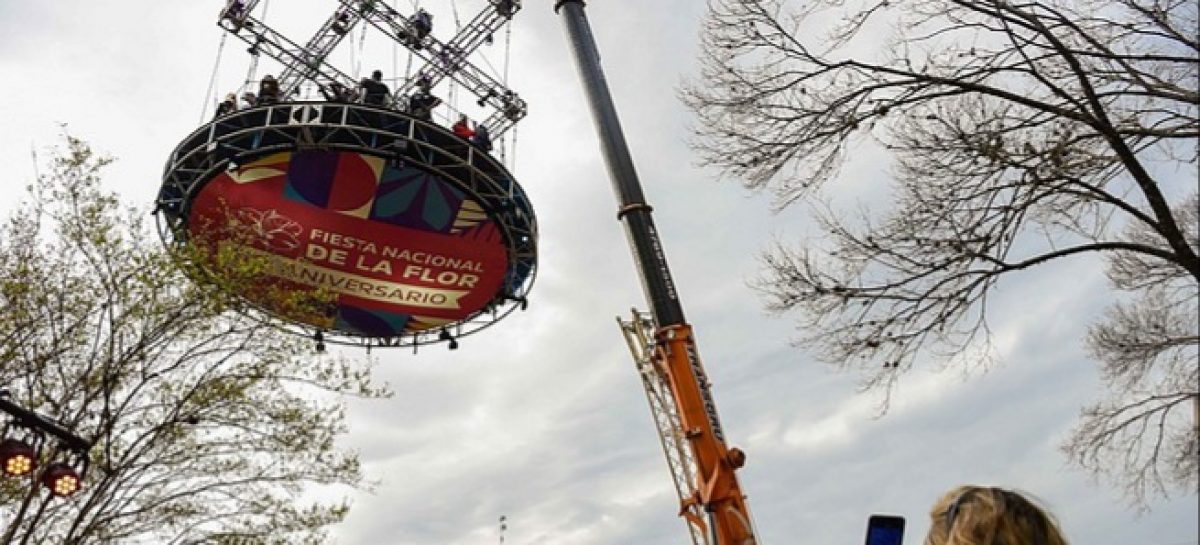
(0, 438, 36, 477)
(41, 462, 81, 497)
(2, 392, 91, 500)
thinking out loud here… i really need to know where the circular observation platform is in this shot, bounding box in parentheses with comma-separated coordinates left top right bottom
(156, 102, 537, 349)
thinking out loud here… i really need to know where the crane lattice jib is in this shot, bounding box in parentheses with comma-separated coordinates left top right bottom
(619, 311, 709, 545)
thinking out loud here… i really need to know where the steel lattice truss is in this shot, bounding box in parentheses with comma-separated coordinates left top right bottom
(619, 311, 711, 545)
(217, 0, 526, 136)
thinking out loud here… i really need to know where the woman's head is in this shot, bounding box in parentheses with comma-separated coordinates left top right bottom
(925, 485, 1067, 545)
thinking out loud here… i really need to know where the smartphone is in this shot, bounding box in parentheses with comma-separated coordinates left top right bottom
(864, 514, 905, 545)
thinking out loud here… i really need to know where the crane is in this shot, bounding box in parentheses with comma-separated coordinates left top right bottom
(555, 2, 759, 544)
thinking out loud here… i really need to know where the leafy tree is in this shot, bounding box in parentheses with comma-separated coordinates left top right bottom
(0, 136, 388, 543)
(683, 0, 1198, 505)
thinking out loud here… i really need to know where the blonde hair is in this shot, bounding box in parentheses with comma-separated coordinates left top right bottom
(925, 485, 1068, 545)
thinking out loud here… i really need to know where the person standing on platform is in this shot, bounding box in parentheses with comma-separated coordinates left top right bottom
(322, 81, 354, 103)
(408, 92, 441, 122)
(452, 115, 475, 140)
(360, 70, 391, 107)
(215, 93, 238, 118)
(257, 75, 280, 104)
(471, 122, 493, 152)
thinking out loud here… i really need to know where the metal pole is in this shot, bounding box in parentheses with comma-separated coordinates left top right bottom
(0, 393, 90, 452)
(554, 0, 686, 328)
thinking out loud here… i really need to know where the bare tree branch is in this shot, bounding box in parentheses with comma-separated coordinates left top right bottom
(686, 0, 1198, 506)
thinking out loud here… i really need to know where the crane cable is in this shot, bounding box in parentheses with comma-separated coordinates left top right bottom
(242, 54, 260, 95)
(501, 18, 516, 169)
(446, 0, 464, 113)
(403, 0, 418, 80)
(449, 0, 462, 33)
(352, 18, 369, 81)
(392, 0, 400, 82)
(249, 0, 271, 86)
(200, 0, 272, 121)
(241, 0, 272, 96)
(348, 19, 357, 81)
(198, 32, 229, 123)
(502, 19, 513, 84)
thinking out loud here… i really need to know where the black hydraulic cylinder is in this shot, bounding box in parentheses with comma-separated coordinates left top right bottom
(555, 0, 686, 327)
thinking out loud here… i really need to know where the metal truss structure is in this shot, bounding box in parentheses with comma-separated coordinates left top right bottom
(217, 0, 526, 135)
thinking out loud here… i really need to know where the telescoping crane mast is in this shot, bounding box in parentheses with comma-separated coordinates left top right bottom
(555, 2, 758, 544)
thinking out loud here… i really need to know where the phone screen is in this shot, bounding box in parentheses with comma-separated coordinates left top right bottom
(865, 515, 905, 545)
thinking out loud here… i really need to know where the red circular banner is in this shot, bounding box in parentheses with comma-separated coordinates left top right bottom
(187, 150, 509, 337)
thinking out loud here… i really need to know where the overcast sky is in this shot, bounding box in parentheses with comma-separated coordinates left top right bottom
(0, 1, 1196, 544)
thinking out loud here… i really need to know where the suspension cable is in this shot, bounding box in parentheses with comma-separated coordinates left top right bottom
(404, 47, 415, 89)
(404, 0, 419, 83)
(474, 52, 504, 82)
(449, 0, 462, 33)
(506, 125, 518, 171)
(244, 0, 271, 91)
(405, 46, 414, 80)
(503, 18, 512, 85)
(501, 20, 514, 168)
(354, 21, 369, 81)
(199, 33, 229, 123)
(461, 20, 509, 84)
(243, 52, 260, 94)
(392, 0, 400, 82)
(348, 20, 357, 80)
